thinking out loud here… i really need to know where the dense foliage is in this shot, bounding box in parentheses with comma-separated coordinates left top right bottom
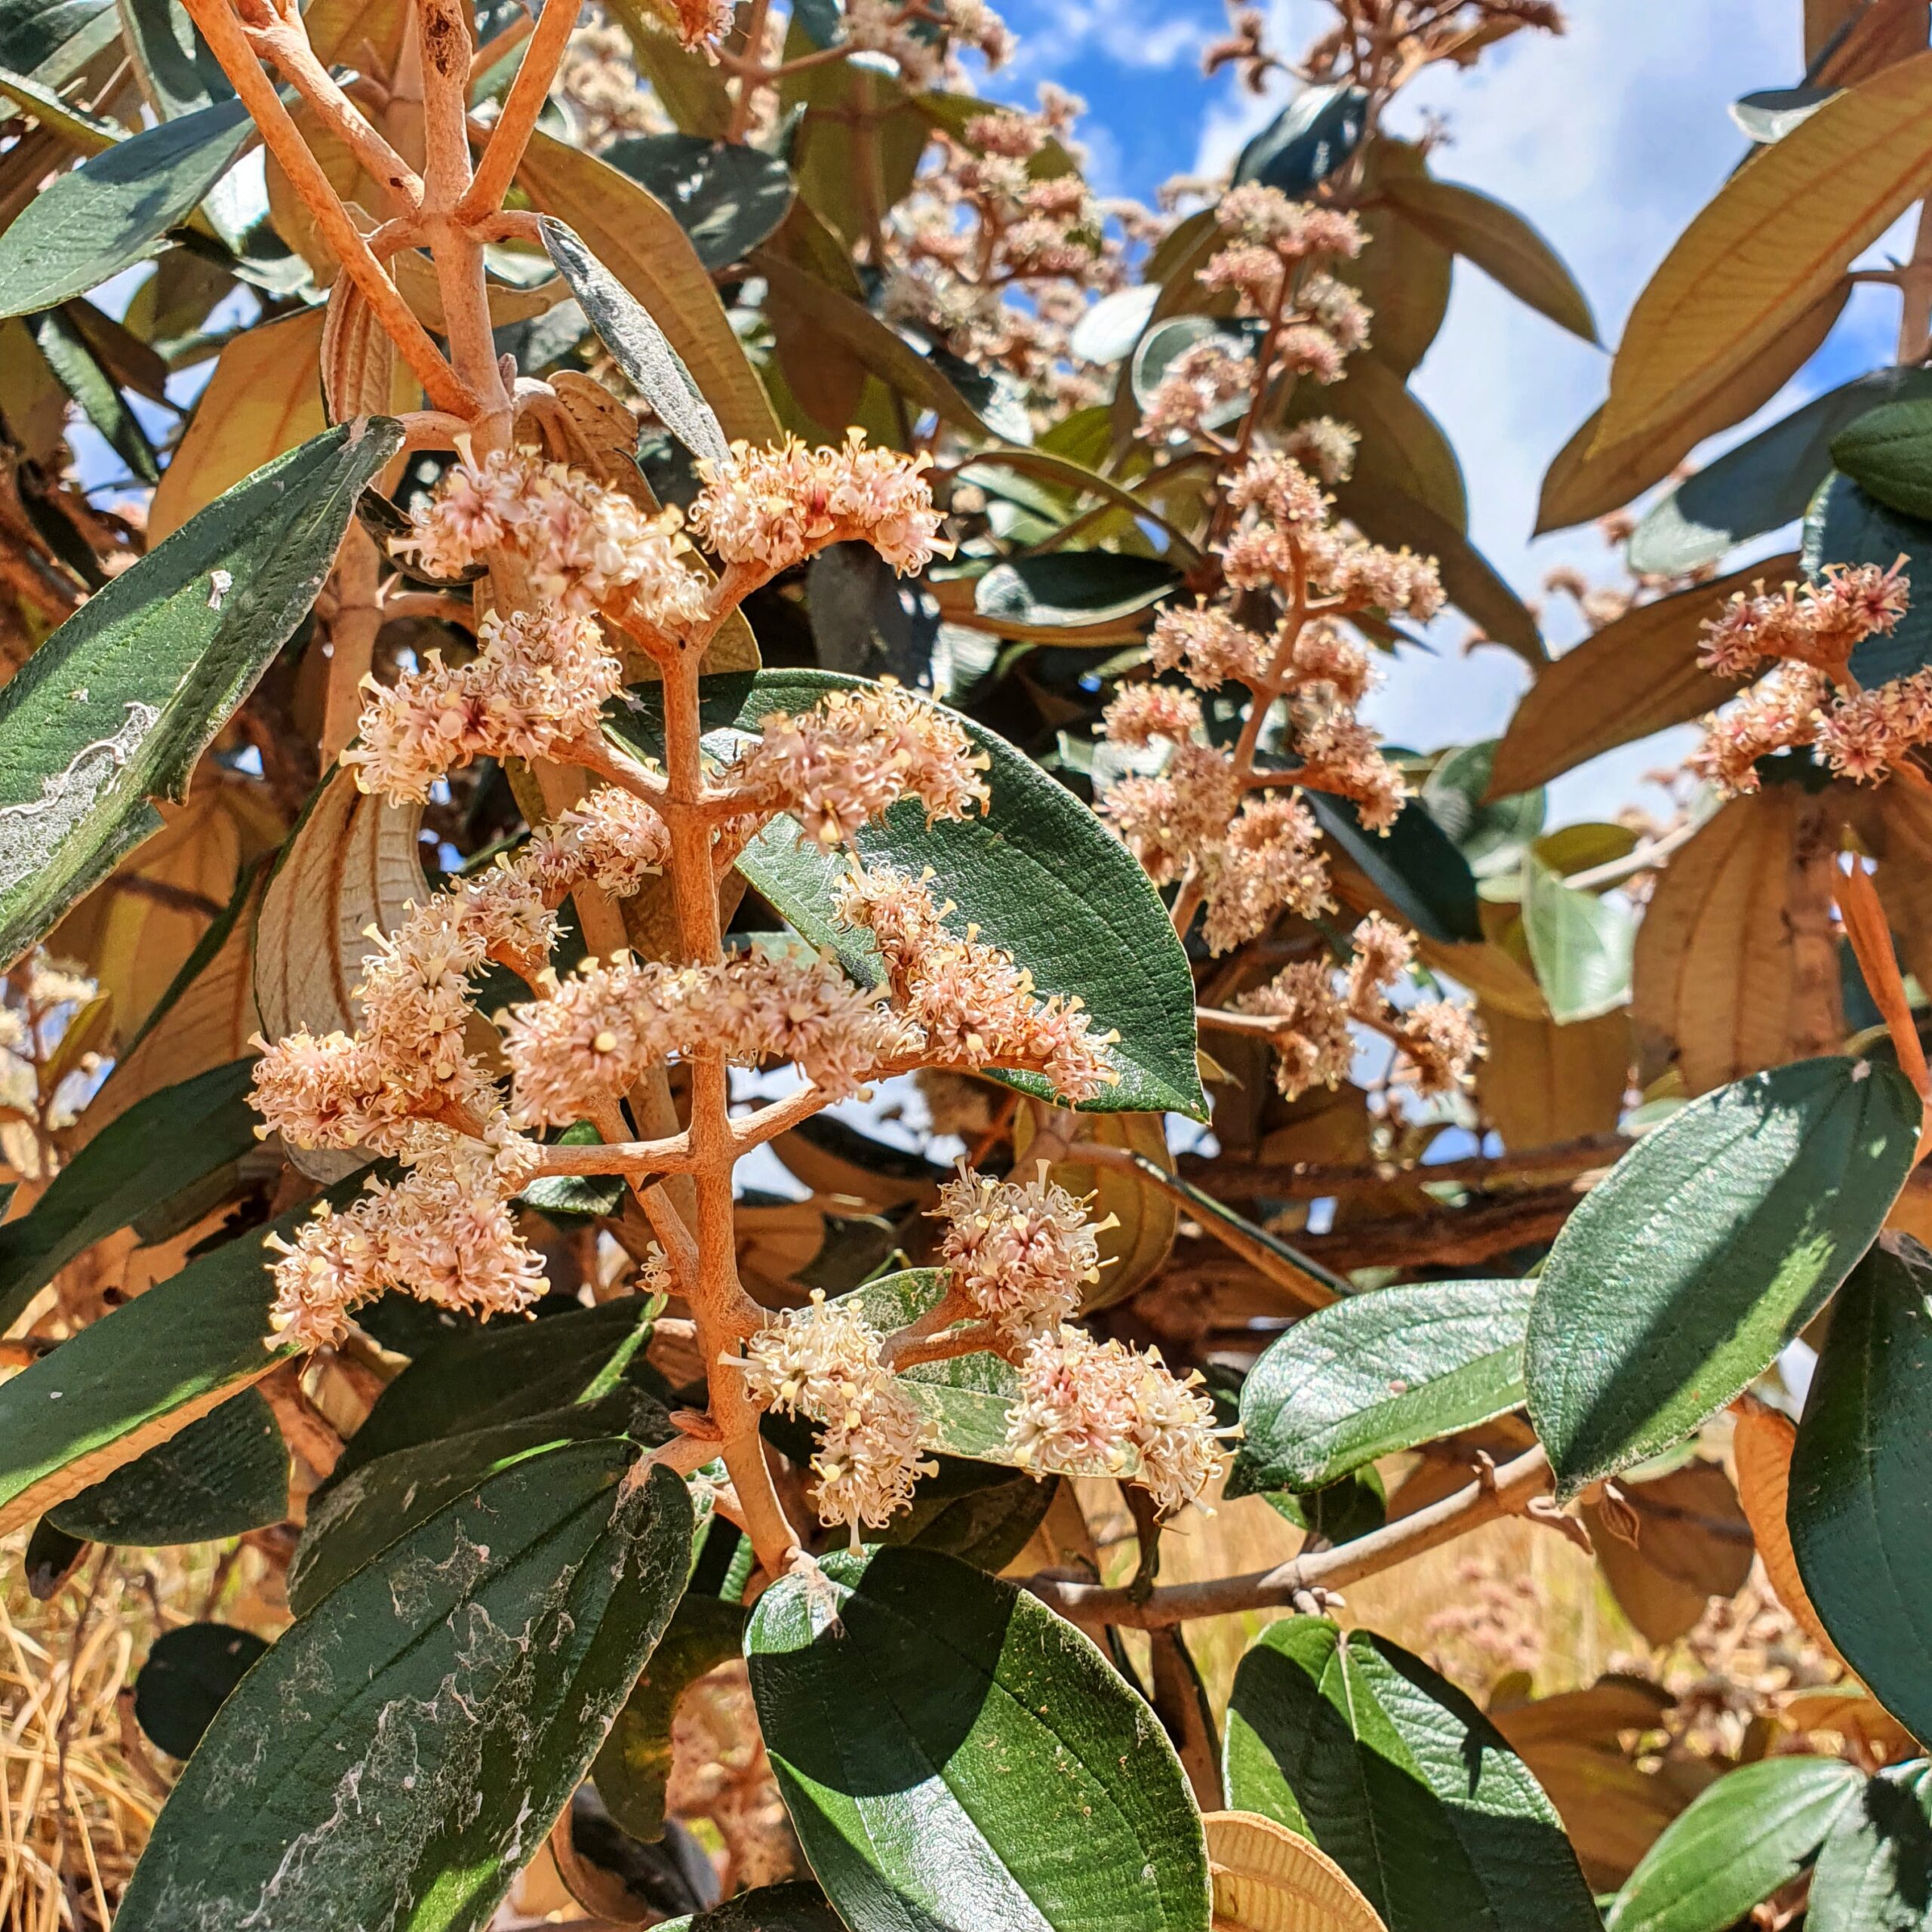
(2, 0, 1932, 1927)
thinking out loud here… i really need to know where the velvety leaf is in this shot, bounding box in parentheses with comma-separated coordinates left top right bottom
(1223, 1619, 1599, 1932)
(1343, 138, 1451, 380)
(0, 1055, 257, 1331)
(602, 132, 794, 271)
(1800, 472, 1932, 686)
(746, 1543, 1212, 1932)
(540, 214, 729, 467)
(518, 132, 780, 449)
(1525, 1056, 1921, 1497)
(1231, 1278, 1535, 1494)
(1810, 1761, 1932, 1932)
(1790, 1234, 1932, 1743)
(889, 1464, 1059, 1570)
(49, 1388, 287, 1545)
(1132, 315, 1258, 433)
(1261, 1467, 1385, 1545)
(1732, 84, 1836, 142)
(1232, 83, 1368, 195)
(118, 0, 229, 117)
(1522, 854, 1634, 1023)
(1535, 285, 1847, 534)
(1484, 556, 1795, 798)
(23, 1516, 88, 1598)
(1379, 172, 1595, 341)
(30, 305, 159, 483)
(595, 1592, 747, 1840)
(1604, 1756, 1864, 1932)
(1312, 789, 1482, 946)
(1477, 1002, 1632, 1146)
(1420, 742, 1546, 879)
(0, 0, 116, 84)
(133, 1622, 269, 1759)
(611, 670, 1205, 1117)
(1832, 395, 1932, 518)
(117, 1451, 694, 1932)
(1286, 355, 1466, 528)
(1600, 53, 1932, 451)
(1629, 368, 1932, 575)
(656, 1883, 847, 1932)
(1012, 1103, 1177, 1309)
(1204, 1810, 1389, 1932)
(973, 552, 1181, 629)
(0, 95, 251, 315)
(289, 1388, 667, 1615)
(0, 420, 402, 968)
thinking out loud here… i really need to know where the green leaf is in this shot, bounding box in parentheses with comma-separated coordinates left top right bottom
(595, 1592, 747, 1840)
(1309, 789, 1483, 946)
(0, 94, 251, 316)
(0, 1056, 257, 1330)
(117, 1448, 694, 1932)
(1378, 172, 1596, 342)
(0, 420, 403, 968)
(1132, 316, 1257, 432)
(49, 1389, 286, 1546)
(327, 1294, 668, 1482)
(602, 133, 795, 272)
(1418, 740, 1546, 880)
(288, 1389, 667, 1616)
(1630, 368, 1932, 577)
(518, 130, 781, 450)
(0, 1173, 371, 1537)
(1832, 395, 1932, 521)
(1810, 1760, 1932, 1932)
(1222, 1618, 1599, 1932)
(888, 1464, 1059, 1570)
(1801, 472, 1932, 687)
(133, 1622, 269, 1759)
(1231, 1278, 1535, 1494)
(1604, 1755, 1864, 1932)
(1525, 1056, 1920, 1498)
(23, 1516, 88, 1598)
(611, 670, 1205, 1118)
(1069, 285, 1159, 365)
(30, 305, 159, 483)
(1522, 854, 1635, 1023)
(746, 1543, 1211, 1932)
(973, 553, 1181, 630)
(118, 0, 230, 117)
(0, 0, 115, 84)
(516, 1119, 629, 1224)
(1233, 82, 1367, 195)
(1260, 1466, 1386, 1544)
(1790, 1235, 1932, 1745)
(656, 1883, 846, 1932)
(539, 214, 729, 468)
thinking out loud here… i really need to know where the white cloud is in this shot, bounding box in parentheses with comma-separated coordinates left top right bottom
(1193, 2, 1906, 814)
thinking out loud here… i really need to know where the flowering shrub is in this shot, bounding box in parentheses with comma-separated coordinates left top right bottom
(1, 0, 1931, 1928)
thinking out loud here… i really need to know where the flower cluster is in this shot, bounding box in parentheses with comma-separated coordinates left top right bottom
(740, 1291, 932, 1543)
(501, 946, 907, 1124)
(1006, 1324, 1226, 1516)
(932, 1162, 1109, 1341)
(688, 432, 950, 578)
(1692, 562, 1926, 792)
(724, 683, 990, 844)
(844, 0, 1012, 88)
(1197, 186, 1364, 321)
(1235, 912, 1482, 1101)
(1141, 339, 1257, 443)
(835, 861, 1118, 1098)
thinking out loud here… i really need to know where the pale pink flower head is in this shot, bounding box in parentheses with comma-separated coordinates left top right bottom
(1146, 603, 1269, 691)
(933, 1161, 1106, 1340)
(1100, 682, 1203, 749)
(1235, 960, 1354, 1100)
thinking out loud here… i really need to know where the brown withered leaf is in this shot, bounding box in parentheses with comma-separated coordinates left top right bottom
(1584, 1457, 1755, 1647)
(1478, 1001, 1631, 1147)
(1204, 1810, 1388, 1932)
(1732, 1397, 1847, 1666)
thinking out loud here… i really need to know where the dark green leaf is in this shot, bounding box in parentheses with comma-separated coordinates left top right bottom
(118, 0, 230, 116)
(1832, 396, 1932, 521)
(0, 420, 404, 967)
(30, 306, 160, 483)
(0, 1057, 258, 1331)
(539, 214, 729, 466)
(1223, 1618, 1599, 1932)
(1801, 472, 1932, 687)
(50, 1389, 286, 1545)
(1131, 316, 1257, 431)
(23, 1515, 88, 1598)
(0, 0, 115, 84)
(1522, 854, 1635, 1023)
(973, 552, 1181, 629)
(1310, 788, 1483, 945)
(595, 1592, 747, 1840)
(516, 1119, 628, 1224)
(603, 133, 795, 272)
(747, 1543, 1211, 1932)
(1232, 1278, 1535, 1494)
(611, 670, 1205, 1117)
(1791, 1235, 1932, 1745)
(808, 541, 940, 682)
(1526, 1056, 1920, 1498)
(656, 1883, 847, 1932)
(891, 1466, 1058, 1570)
(117, 1450, 694, 1932)
(133, 1622, 269, 1759)
(0, 95, 251, 315)
(327, 1292, 667, 1481)
(1604, 1755, 1863, 1932)
(1232, 83, 1368, 195)
(1631, 368, 1932, 576)
(1260, 1465, 1386, 1543)
(1810, 1760, 1932, 1932)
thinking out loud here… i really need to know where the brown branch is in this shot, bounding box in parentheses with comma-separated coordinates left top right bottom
(1181, 1133, 1633, 1200)
(458, 0, 580, 219)
(1025, 1445, 1552, 1628)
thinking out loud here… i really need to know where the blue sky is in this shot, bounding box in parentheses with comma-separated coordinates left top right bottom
(987, 0, 1906, 817)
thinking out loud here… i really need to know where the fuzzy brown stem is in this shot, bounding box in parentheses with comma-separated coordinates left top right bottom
(460, 0, 579, 219)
